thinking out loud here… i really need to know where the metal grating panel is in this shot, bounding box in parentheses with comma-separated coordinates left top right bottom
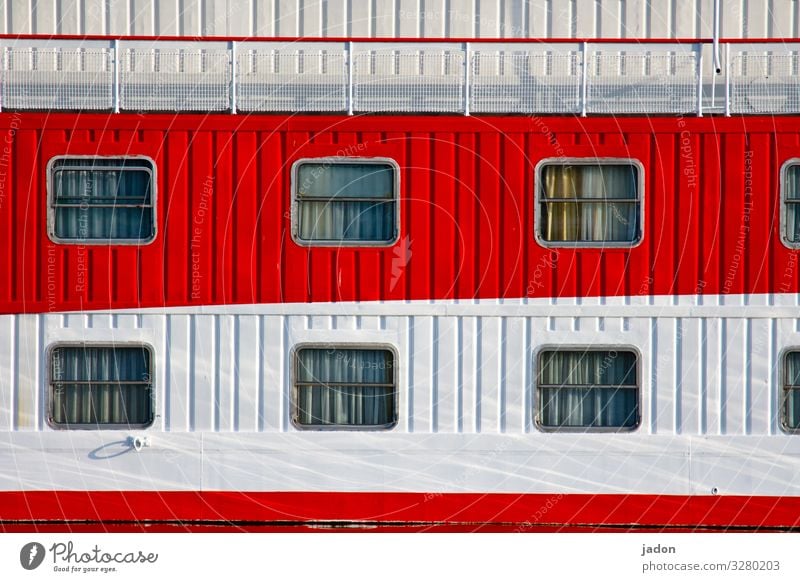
(470, 50, 581, 114)
(237, 48, 347, 112)
(120, 48, 231, 112)
(1, 48, 113, 110)
(6, 38, 800, 116)
(730, 52, 800, 114)
(353, 49, 464, 112)
(587, 52, 698, 114)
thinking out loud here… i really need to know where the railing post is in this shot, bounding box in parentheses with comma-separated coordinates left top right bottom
(713, 0, 722, 73)
(724, 42, 731, 117)
(347, 41, 354, 115)
(580, 41, 588, 117)
(696, 43, 703, 117)
(230, 40, 237, 114)
(113, 39, 120, 113)
(463, 41, 471, 116)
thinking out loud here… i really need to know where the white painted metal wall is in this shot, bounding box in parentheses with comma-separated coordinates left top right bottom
(1, 0, 798, 39)
(0, 295, 796, 437)
(0, 295, 800, 495)
(2, 296, 800, 494)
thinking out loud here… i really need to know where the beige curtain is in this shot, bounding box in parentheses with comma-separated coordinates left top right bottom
(538, 350, 638, 429)
(53, 158, 154, 241)
(785, 352, 800, 429)
(297, 163, 395, 242)
(296, 348, 395, 427)
(51, 346, 153, 427)
(542, 164, 638, 242)
(786, 166, 800, 243)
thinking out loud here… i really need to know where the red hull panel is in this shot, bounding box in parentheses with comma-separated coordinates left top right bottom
(1, 491, 799, 532)
(2, 113, 800, 314)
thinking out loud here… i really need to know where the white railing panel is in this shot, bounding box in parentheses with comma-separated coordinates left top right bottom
(3, 38, 800, 116)
(119, 47, 231, 112)
(353, 45, 464, 113)
(236, 43, 347, 112)
(586, 48, 698, 114)
(469, 46, 582, 114)
(2, 47, 113, 110)
(730, 48, 800, 114)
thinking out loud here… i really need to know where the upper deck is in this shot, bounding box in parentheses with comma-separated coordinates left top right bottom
(1, 35, 800, 116)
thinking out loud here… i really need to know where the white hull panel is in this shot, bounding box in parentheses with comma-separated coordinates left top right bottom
(1, 432, 800, 495)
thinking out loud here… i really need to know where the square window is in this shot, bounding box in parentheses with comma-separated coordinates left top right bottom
(48, 156, 156, 243)
(293, 347, 397, 429)
(537, 349, 639, 430)
(49, 345, 154, 429)
(782, 161, 800, 246)
(537, 160, 642, 246)
(783, 351, 800, 430)
(292, 159, 399, 244)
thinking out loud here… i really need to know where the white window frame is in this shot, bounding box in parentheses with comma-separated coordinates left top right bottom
(46, 342, 156, 430)
(291, 343, 399, 431)
(46, 155, 158, 245)
(534, 345, 642, 433)
(534, 158, 645, 248)
(780, 348, 800, 433)
(780, 158, 800, 249)
(290, 157, 400, 247)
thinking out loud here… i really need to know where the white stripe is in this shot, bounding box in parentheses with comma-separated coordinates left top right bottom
(41, 293, 800, 318)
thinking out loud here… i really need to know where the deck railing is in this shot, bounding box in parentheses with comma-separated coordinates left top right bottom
(0, 36, 798, 115)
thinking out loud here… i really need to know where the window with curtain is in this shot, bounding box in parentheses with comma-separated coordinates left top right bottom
(783, 163, 800, 246)
(537, 349, 639, 430)
(783, 351, 800, 430)
(294, 347, 397, 429)
(49, 157, 155, 242)
(49, 345, 154, 428)
(538, 161, 641, 245)
(293, 159, 398, 244)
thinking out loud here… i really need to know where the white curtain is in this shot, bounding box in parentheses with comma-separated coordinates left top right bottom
(51, 346, 152, 427)
(53, 159, 153, 240)
(539, 350, 637, 428)
(542, 164, 638, 242)
(296, 348, 395, 427)
(786, 166, 800, 243)
(786, 352, 800, 429)
(297, 163, 395, 242)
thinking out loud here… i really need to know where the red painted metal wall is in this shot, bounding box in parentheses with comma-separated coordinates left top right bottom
(1, 491, 799, 531)
(0, 113, 797, 314)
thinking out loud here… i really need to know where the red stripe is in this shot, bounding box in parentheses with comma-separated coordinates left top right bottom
(0, 492, 799, 532)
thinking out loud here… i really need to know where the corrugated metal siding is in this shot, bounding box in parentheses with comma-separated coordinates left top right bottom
(0, 302, 796, 437)
(1, 0, 799, 39)
(0, 114, 798, 313)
